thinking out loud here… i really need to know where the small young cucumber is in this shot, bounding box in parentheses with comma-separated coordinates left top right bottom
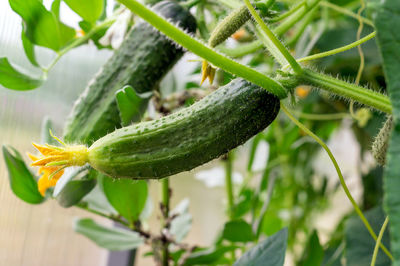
(372, 116, 393, 165)
(63, 0, 196, 145)
(88, 78, 280, 179)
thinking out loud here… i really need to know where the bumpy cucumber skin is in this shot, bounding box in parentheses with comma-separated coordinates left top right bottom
(63, 1, 196, 145)
(88, 79, 280, 179)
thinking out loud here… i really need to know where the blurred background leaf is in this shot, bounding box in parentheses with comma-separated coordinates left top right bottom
(345, 206, 391, 266)
(74, 218, 144, 251)
(234, 228, 288, 266)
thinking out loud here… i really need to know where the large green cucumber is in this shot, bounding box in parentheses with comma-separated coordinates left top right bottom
(63, 0, 196, 145)
(87, 79, 280, 179)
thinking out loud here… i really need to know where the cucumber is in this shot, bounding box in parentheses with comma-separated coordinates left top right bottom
(87, 78, 280, 179)
(63, 0, 197, 145)
(372, 116, 393, 165)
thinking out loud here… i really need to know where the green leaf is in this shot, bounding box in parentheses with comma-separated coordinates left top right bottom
(115, 85, 153, 126)
(101, 176, 148, 223)
(299, 230, 324, 266)
(184, 246, 238, 266)
(345, 206, 391, 266)
(234, 228, 288, 266)
(21, 24, 39, 67)
(2, 145, 44, 204)
(74, 218, 144, 251)
(222, 219, 255, 243)
(375, 0, 400, 263)
(9, 0, 75, 51)
(57, 179, 96, 208)
(82, 172, 118, 215)
(64, 0, 104, 22)
(170, 198, 192, 242)
(0, 57, 42, 90)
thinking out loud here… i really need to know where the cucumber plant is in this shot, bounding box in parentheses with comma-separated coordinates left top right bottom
(2, 0, 400, 265)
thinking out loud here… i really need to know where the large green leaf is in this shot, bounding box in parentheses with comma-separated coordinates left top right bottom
(345, 206, 391, 266)
(9, 0, 75, 51)
(101, 176, 148, 223)
(64, 0, 104, 23)
(74, 218, 144, 251)
(57, 179, 96, 208)
(0, 58, 42, 90)
(234, 228, 288, 266)
(2, 146, 44, 204)
(375, 0, 400, 263)
(222, 219, 255, 243)
(115, 85, 153, 126)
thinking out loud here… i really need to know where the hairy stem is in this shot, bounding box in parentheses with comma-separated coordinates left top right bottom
(299, 69, 392, 114)
(244, 0, 302, 73)
(117, 0, 287, 98)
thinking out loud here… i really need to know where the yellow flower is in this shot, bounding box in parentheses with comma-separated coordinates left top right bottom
(27, 153, 65, 196)
(28, 133, 89, 195)
(200, 60, 216, 85)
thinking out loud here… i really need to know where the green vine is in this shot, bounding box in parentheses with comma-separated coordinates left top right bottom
(280, 103, 393, 260)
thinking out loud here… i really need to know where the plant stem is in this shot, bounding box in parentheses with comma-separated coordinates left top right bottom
(290, 110, 350, 120)
(293, 31, 376, 66)
(161, 178, 170, 266)
(221, 0, 320, 58)
(269, 0, 306, 22)
(299, 69, 392, 114)
(224, 152, 234, 220)
(243, 0, 302, 73)
(253, 174, 277, 235)
(355, 0, 366, 85)
(280, 103, 393, 261)
(224, 152, 236, 261)
(117, 0, 287, 99)
(42, 19, 115, 76)
(75, 203, 129, 227)
(287, 5, 319, 47)
(274, 0, 322, 36)
(217, 40, 264, 58)
(371, 216, 389, 266)
(320, 1, 374, 26)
